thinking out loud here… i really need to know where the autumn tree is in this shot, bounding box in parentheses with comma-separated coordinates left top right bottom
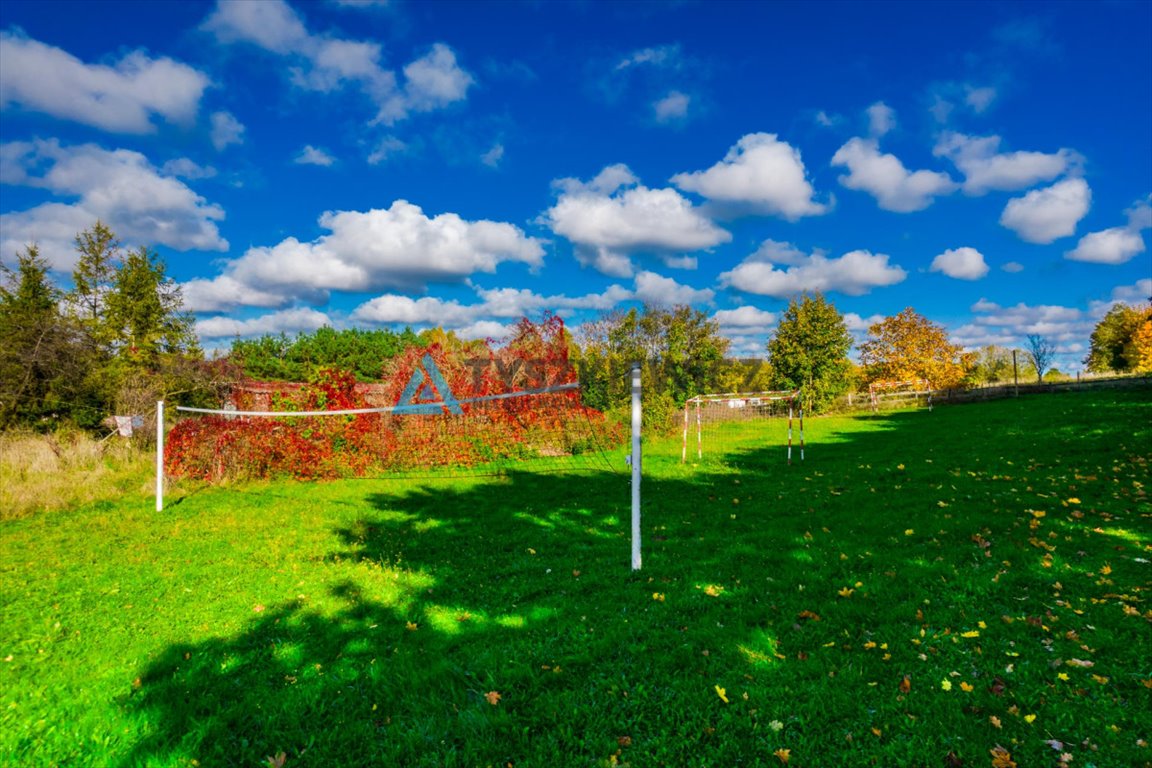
(1130, 319, 1152, 373)
(765, 293, 853, 412)
(1085, 302, 1152, 373)
(858, 308, 969, 389)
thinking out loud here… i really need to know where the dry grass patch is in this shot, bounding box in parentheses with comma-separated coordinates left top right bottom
(0, 430, 152, 519)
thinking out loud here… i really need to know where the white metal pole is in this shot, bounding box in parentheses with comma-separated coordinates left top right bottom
(695, 399, 702, 460)
(631, 363, 642, 571)
(787, 403, 793, 465)
(681, 401, 688, 463)
(155, 400, 164, 512)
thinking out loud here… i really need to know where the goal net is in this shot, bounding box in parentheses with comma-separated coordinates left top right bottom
(681, 390, 803, 465)
(867, 379, 933, 413)
(163, 325, 624, 482)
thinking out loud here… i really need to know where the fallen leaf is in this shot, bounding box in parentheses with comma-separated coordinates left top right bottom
(485, 691, 501, 706)
(899, 675, 911, 693)
(990, 746, 1016, 768)
(940, 679, 952, 691)
(714, 684, 729, 703)
(769, 719, 784, 732)
(960, 681, 974, 692)
(773, 748, 790, 764)
(266, 752, 287, 768)
(1024, 713, 1036, 724)
(617, 736, 632, 748)
(990, 715, 1002, 729)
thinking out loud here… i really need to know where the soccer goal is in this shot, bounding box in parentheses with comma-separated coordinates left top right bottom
(681, 390, 804, 465)
(868, 379, 933, 413)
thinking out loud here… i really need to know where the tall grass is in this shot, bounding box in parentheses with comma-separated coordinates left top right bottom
(0, 430, 153, 520)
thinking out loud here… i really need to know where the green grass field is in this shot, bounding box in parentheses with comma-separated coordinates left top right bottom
(2, 390, 1150, 767)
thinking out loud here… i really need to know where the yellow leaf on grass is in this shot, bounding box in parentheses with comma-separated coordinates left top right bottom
(961, 630, 980, 638)
(1092, 674, 1110, 685)
(838, 587, 854, 598)
(485, 691, 501, 705)
(773, 748, 790, 764)
(1024, 713, 1037, 723)
(940, 679, 952, 691)
(990, 715, 1002, 729)
(960, 682, 974, 692)
(990, 746, 1017, 768)
(905, 529, 915, 536)
(715, 685, 729, 703)
(1100, 563, 1112, 575)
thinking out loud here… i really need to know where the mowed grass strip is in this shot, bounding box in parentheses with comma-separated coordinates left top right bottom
(0, 390, 1149, 767)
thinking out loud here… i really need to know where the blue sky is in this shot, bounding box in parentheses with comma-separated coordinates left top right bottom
(1, 0, 1149, 372)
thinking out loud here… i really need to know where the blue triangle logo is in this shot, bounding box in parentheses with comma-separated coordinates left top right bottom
(395, 354, 463, 415)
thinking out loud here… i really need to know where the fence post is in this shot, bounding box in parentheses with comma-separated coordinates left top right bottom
(631, 363, 642, 571)
(155, 400, 164, 512)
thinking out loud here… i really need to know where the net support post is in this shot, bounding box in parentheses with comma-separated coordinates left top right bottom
(630, 362, 642, 571)
(155, 400, 164, 512)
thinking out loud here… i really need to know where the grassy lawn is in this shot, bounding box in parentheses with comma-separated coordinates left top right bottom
(1, 390, 1150, 767)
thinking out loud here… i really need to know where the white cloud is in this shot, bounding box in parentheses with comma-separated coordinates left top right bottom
(202, 0, 309, 53)
(1002, 261, 1024, 273)
(210, 111, 245, 151)
(181, 275, 292, 313)
(1066, 195, 1152, 264)
(964, 85, 997, 113)
(0, 139, 227, 269)
(294, 145, 336, 166)
(814, 110, 839, 127)
(0, 31, 209, 134)
(350, 283, 635, 328)
(653, 91, 690, 123)
(1065, 227, 1145, 265)
(161, 158, 217, 180)
(713, 306, 776, 329)
(377, 43, 473, 124)
(970, 298, 1085, 340)
(843, 312, 886, 332)
(933, 132, 1078, 194)
(196, 307, 333, 340)
(480, 143, 504, 168)
(1127, 196, 1152, 230)
(616, 45, 680, 70)
(720, 244, 907, 298)
(831, 137, 955, 212)
(930, 246, 989, 280)
(1000, 178, 1091, 243)
(867, 101, 895, 137)
(203, 0, 470, 125)
(633, 270, 714, 305)
(671, 133, 826, 219)
(544, 164, 731, 277)
(367, 136, 408, 165)
(187, 200, 543, 310)
(1106, 278, 1152, 306)
(350, 294, 474, 326)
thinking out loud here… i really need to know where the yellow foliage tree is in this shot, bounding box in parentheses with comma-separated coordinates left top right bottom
(1131, 319, 1152, 374)
(859, 308, 970, 389)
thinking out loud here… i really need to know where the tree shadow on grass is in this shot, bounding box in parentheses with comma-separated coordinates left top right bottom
(119, 395, 1151, 766)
